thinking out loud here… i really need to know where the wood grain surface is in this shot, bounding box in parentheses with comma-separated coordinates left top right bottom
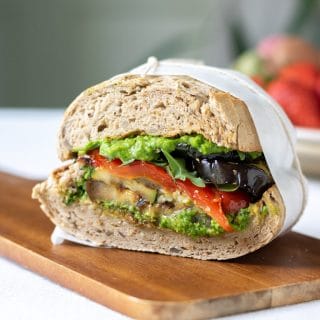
(0, 171, 319, 320)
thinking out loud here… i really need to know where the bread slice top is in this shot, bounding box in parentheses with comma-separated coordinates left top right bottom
(58, 75, 261, 161)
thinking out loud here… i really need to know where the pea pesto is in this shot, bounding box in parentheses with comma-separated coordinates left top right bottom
(101, 201, 253, 237)
(74, 134, 262, 163)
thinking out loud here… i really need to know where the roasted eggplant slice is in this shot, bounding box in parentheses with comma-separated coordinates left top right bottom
(172, 144, 271, 202)
(193, 159, 273, 202)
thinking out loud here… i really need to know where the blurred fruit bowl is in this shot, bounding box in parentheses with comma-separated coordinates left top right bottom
(234, 34, 320, 176)
(234, 34, 320, 129)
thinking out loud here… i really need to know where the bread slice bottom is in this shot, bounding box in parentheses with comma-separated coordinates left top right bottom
(32, 165, 285, 260)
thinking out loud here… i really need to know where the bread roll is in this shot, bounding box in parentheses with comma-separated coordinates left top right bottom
(33, 74, 286, 260)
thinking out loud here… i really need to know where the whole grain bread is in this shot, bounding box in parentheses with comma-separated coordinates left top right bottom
(32, 164, 284, 260)
(58, 75, 261, 161)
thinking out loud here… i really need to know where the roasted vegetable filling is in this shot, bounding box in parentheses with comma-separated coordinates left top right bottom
(63, 134, 275, 237)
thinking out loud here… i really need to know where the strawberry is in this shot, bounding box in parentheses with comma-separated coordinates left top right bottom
(279, 62, 318, 90)
(267, 78, 320, 128)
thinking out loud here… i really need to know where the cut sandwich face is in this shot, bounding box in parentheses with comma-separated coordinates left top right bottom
(57, 134, 276, 238)
(32, 74, 288, 260)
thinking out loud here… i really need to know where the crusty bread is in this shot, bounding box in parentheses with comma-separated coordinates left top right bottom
(32, 164, 284, 260)
(34, 74, 284, 259)
(58, 75, 261, 161)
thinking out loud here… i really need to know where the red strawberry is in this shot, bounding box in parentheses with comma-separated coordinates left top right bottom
(279, 62, 318, 90)
(267, 79, 320, 128)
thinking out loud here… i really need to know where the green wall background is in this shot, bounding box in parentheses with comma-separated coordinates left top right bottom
(0, 0, 319, 107)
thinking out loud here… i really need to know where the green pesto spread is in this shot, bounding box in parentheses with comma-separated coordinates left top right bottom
(159, 209, 225, 236)
(101, 200, 252, 237)
(63, 166, 93, 205)
(74, 134, 262, 163)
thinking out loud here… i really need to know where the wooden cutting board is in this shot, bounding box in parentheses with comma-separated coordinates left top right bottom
(0, 171, 319, 320)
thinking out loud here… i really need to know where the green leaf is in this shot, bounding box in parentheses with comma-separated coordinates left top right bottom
(237, 150, 262, 161)
(73, 141, 101, 155)
(161, 149, 205, 187)
(237, 151, 246, 161)
(150, 159, 168, 167)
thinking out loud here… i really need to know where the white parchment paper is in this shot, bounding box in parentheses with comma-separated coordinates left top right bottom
(51, 58, 307, 246)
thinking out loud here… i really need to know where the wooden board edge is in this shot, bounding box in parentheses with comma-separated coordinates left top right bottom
(1, 235, 319, 320)
(271, 279, 320, 307)
(132, 281, 320, 320)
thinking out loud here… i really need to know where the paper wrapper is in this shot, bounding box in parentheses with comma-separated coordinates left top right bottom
(51, 57, 307, 246)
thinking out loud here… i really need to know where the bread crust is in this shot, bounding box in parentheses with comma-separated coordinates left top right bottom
(58, 75, 261, 161)
(32, 165, 284, 260)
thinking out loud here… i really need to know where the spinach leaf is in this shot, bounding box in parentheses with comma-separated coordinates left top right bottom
(161, 149, 205, 187)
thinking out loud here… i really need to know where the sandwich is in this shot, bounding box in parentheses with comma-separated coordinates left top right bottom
(32, 74, 285, 260)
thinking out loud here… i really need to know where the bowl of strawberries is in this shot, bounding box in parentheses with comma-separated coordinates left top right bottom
(234, 35, 320, 176)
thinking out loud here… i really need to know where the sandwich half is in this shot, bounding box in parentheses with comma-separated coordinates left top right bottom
(32, 75, 285, 260)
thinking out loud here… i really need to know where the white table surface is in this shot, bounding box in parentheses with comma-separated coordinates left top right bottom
(0, 108, 319, 320)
